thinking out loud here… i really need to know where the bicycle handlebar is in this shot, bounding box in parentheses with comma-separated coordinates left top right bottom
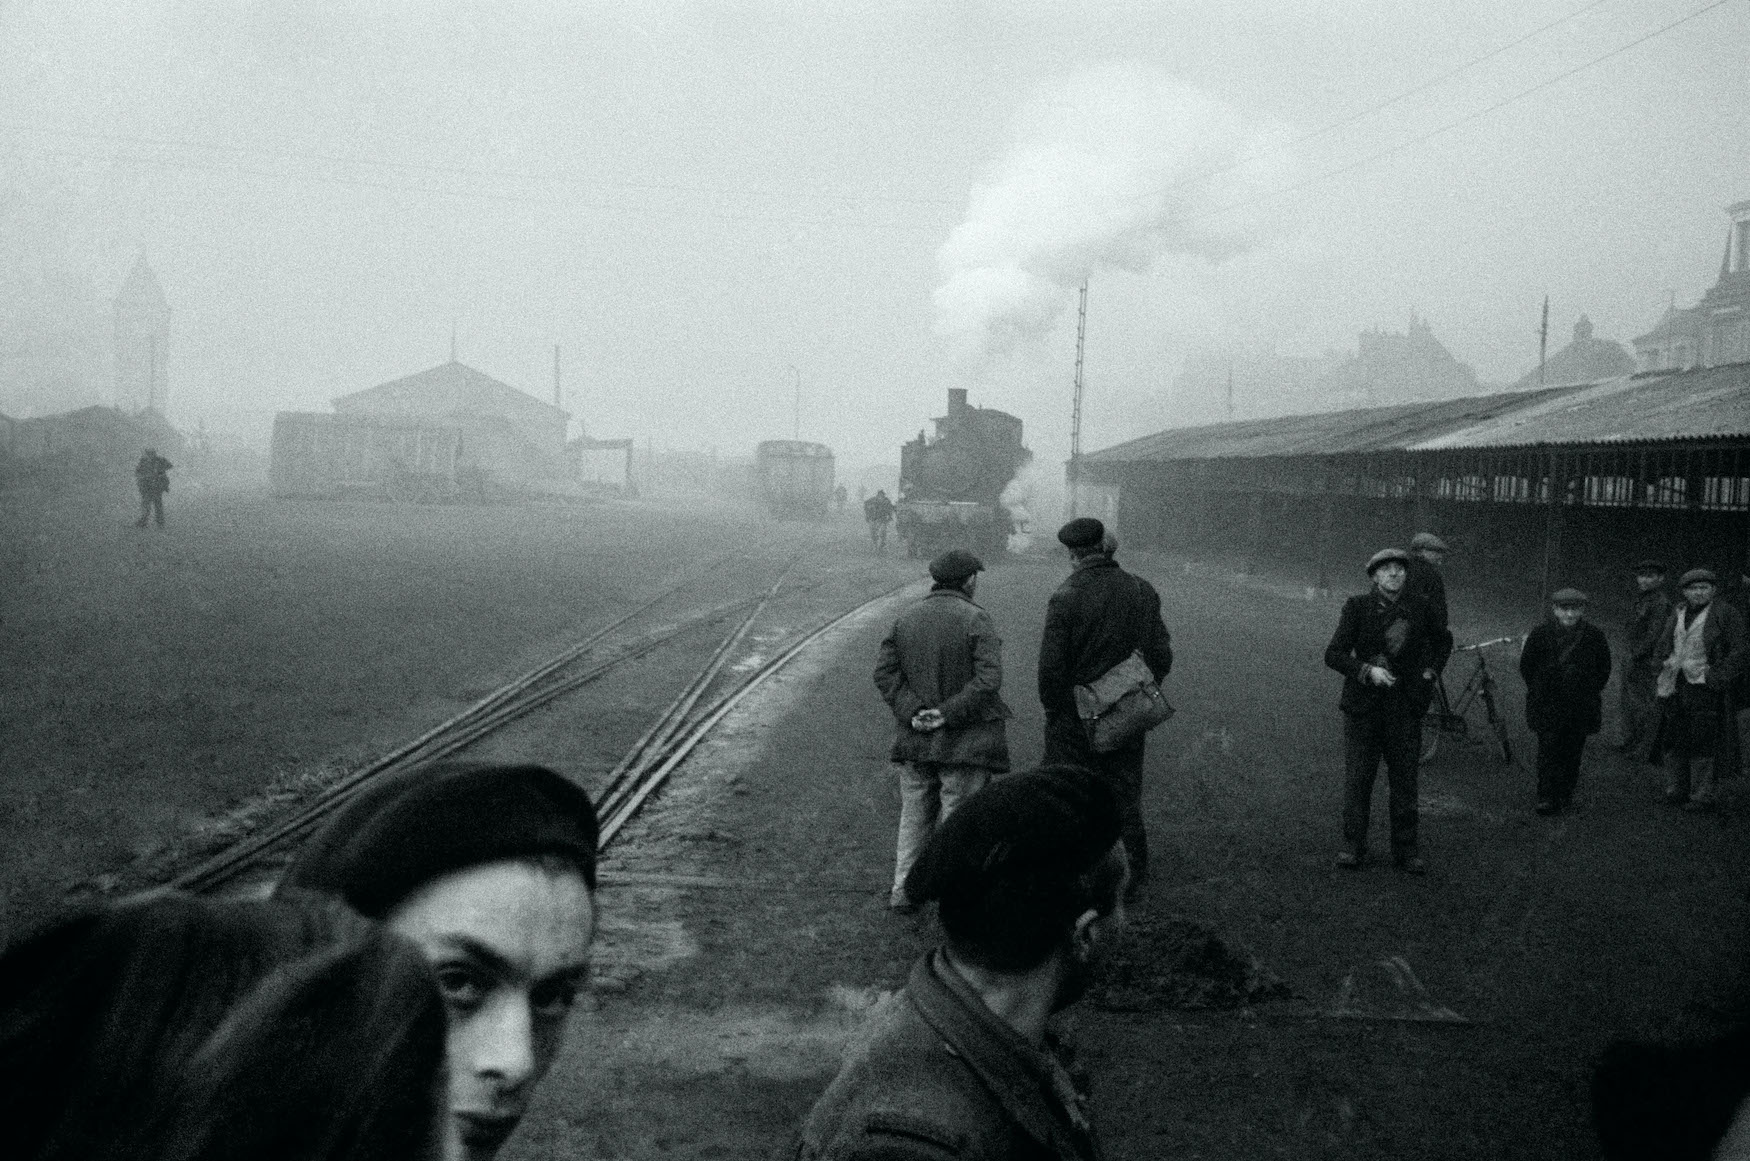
(1455, 635, 1521, 651)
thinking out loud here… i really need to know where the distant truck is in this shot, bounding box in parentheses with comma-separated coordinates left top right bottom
(895, 388, 1029, 558)
(756, 439, 835, 519)
(271, 412, 463, 502)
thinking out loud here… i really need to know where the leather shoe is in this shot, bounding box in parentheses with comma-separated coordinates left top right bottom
(1334, 850, 1363, 870)
(1664, 789, 1689, 806)
(1394, 855, 1427, 875)
(1535, 799, 1558, 816)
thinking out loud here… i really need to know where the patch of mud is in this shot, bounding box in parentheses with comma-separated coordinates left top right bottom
(1091, 912, 1291, 1011)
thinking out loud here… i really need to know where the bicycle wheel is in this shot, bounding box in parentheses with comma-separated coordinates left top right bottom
(1421, 679, 1451, 762)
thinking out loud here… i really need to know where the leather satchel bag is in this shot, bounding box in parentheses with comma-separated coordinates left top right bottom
(1074, 649, 1175, 753)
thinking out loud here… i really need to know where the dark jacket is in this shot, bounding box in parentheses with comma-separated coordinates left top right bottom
(874, 588, 1011, 770)
(1519, 619, 1612, 735)
(134, 454, 172, 497)
(1036, 557, 1172, 720)
(1324, 589, 1440, 718)
(1625, 587, 1675, 675)
(795, 953, 1102, 1161)
(865, 493, 895, 523)
(1654, 599, 1750, 698)
(1403, 555, 1453, 671)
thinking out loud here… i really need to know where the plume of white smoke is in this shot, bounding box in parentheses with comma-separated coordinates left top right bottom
(935, 63, 1289, 362)
(999, 458, 1065, 554)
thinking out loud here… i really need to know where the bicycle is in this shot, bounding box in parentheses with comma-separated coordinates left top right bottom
(1422, 636, 1520, 764)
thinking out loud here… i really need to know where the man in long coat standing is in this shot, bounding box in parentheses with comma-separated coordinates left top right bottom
(1654, 568, 1749, 811)
(133, 447, 172, 528)
(874, 548, 1010, 912)
(1520, 588, 1613, 815)
(1619, 561, 1673, 756)
(1038, 516, 1173, 896)
(1324, 548, 1440, 873)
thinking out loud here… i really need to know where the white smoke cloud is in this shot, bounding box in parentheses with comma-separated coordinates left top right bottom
(935, 62, 1290, 362)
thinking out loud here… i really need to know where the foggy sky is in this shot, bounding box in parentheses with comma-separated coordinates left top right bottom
(2, 0, 1745, 475)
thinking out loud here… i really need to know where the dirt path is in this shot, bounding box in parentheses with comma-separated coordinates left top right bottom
(511, 548, 1750, 1161)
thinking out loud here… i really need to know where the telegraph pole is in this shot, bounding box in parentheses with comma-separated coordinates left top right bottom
(1069, 281, 1088, 516)
(1225, 361, 1234, 419)
(1537, 296, 1550, 389)
(554, 344, 565, 458)
(788, 364, 801, 440)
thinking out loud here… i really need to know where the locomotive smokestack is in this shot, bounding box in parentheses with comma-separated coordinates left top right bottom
(947, 388, 969, 422)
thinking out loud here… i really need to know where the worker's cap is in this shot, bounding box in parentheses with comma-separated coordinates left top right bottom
(1550, 588, 1589, 608)
(1409, 532, 1449, 552)
(1632, 560, 1667, 576)
(1680, 568, 1718, 588)
(1366, 547, 1411, 575)
(279, 762, 598, 918)
(929, 548, 984, 585)
(1057, 517, 1105, 550)
(902, 766, 1121, 907)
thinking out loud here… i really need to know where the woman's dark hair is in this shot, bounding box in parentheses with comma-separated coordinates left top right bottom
(0, 891, 446, 1161)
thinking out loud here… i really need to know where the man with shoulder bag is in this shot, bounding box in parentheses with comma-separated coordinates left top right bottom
(1038, 519, 1173, 899)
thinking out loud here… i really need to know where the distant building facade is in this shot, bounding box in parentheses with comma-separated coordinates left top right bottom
(1634, 200, 1750, 372)
(1510, 315, 1634, 390)
(113, 255, 171, 416)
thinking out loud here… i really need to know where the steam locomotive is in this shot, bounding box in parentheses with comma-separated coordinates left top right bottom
(896, 389, 1030, 558)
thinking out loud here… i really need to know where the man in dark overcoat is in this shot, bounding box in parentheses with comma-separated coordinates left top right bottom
(1618, 561, 1673, 756)
(1038, 516, 1172, 894)
(1324, 547, 1440, 873)
(133, 446, 173, 528)
(874, 548, 1010, 912)
(1404, 531, 1455, 676)
(1520, 588, 1612, 815)
(795, 768, 1125, 1161)
(1653, 568, 1750, 811)
(864, 489, 895, 553)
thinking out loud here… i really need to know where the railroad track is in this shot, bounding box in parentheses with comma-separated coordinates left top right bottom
(171, 554, 916, 897)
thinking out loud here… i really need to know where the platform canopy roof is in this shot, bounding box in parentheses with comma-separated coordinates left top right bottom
(1087, 363, 1750, 464)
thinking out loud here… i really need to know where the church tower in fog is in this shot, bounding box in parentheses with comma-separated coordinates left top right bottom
(114, 254, 171, 416)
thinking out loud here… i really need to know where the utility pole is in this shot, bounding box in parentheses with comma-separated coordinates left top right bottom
(1225, 361, 1234, 420)
(146, 335, 158, 415)
(554, 344, 565, 458)
(788, 364, 801, 440)
(450, 321, 457, 364)
(1537, 296, 1550, 389)
(1069, 281, 1088, 517)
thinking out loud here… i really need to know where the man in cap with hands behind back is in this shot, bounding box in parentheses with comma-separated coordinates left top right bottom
(1520, 588, 1612, 815)
(874, 547, 1012, 913)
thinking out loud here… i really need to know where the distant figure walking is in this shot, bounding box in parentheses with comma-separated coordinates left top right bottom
(864, 488, 894, 553)
(833, 483, 848, 515)
(873, 549, 1010, 912)
(1520, 588, 1612, 815)
(134, 446, 172, 528)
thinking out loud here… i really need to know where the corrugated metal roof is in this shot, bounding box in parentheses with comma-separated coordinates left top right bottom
(1087, 363, 1750, 463)
(1085, 386, 1576, 463)
(1409, 363, 1750, 449)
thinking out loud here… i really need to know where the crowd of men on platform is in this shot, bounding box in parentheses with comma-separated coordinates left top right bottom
(7, 513, 1749, 1161)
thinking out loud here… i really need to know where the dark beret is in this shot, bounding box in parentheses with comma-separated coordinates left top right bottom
(929, 548, 984, 584)
(279, 763, 598, 918)
(903, 766, 1120, 906)
(1409, 532, 1449, 552)
(1551, 587, 1588, 607)
(1633, 560, 1667, 575)
(1057, 517, 1105, 550)
(1681, 568, 1719, 588)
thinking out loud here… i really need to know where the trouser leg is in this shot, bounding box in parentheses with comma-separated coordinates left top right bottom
(1105, 740, 1148, 884)
(136, 494, 150, 526)
(1556, 730, 1587, 805)
(935, 765, 990, 822)
(1381, 713, 1421, 857)
(1536, 731, 1560, 804)
(151, 494, 164, 525)
(1622, 671, 1656, 753)
(1342, 713, 1383, 854)
(892, 764, 941, 902)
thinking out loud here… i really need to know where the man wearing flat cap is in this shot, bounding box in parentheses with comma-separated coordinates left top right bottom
(1404, 532, 1455, 677)
(1520, 589, 1612, 815)
(796, 767, 1127, 1161)
(874, 548, 1011, 912)
(1324, 548, 1441, 872)
(1618, 561, 1673, 757)
(279, 762, 599, 1161)
(1038, 516, 1173, 897)
(1652, 569, 1749, 810)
